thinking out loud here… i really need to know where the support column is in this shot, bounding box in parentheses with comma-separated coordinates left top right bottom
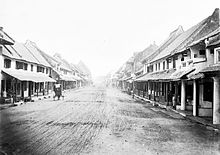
(165, 82, 168, 102)
(213, 77, 220, 124)
(181, 80, 186, 110)
(153, 82, 156, 100)
(3, 80, 7, 97)
(37, 83, 39, 97)
(193, 80, 197, 116)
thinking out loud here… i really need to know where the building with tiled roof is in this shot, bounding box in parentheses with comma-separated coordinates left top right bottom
(25, 40, 51, 67)
(133, 8, 220, 124)
(0, 30, 55, 104)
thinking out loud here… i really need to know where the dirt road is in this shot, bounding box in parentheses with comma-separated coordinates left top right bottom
(0, 86, 220, 155)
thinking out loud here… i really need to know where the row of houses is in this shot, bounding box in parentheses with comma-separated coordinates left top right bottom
(0, 28, 92, 104)
(111, 8, 220, 124)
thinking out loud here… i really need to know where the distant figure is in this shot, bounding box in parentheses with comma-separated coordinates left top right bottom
(167, 90, 172, 106)
(53, 83, 62, 100)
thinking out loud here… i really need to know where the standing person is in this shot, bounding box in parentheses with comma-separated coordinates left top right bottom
(167, 90, 172, 106)
(54, 82, 62, 100)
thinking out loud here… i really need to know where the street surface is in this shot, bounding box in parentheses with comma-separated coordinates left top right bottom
(0, 86, 220, 155)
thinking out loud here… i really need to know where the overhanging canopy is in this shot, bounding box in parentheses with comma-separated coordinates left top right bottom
(135, 69, 176, 82)
(2, 69, 56, 82)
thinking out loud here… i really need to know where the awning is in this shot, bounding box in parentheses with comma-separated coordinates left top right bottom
(170, 67, 195, 81)
(188, 73, 204, 79)
(2, 69, 56, 82)
(135, 69, 176, 82)
(200, 64, 220, 73)
(60, 75, 76, 82)
(187, 66, 205, 80)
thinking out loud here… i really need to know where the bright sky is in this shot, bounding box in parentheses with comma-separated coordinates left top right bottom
(1, 0, 219, 77)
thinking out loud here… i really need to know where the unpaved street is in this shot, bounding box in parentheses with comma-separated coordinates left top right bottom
(0, 86, 220, 155)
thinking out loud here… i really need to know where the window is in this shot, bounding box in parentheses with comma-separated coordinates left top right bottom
(162, 61, 165, 70)
(31, 65, 33, 71)
(158, 63, 160, 70)
(16, 61, 23, 69)
(16, 61, 28, 70)
(46, 68, 48, 74)
(24, 63, 28, 70)
(37, 66, 45, 73)
(155, 64, 157, 71)
(199, 50, 206, 55)
(147, 66, 149, 73)
(166, 59, 169, 69)
(4, 59, 11, 68)
(173, 57, 176, 69)
(194, 54, 198, 58)
(210, 49, 214, 54)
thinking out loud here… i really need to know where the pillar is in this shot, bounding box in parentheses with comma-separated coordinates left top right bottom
(181, 80, 186, 110)
(213, 77, 220, 124)
(193, 80, 197, 116)
(3, 80, 7, 97)
(165, 82, 168, 102)
(153, 82, 156, 99)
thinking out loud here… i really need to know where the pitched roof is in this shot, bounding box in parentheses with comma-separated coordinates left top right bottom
(11, 42, 40, 64)
(37, 49, 60, 68)
(152, 22, 206, 62)
(135, 69, 176, 82)
(3, 41, 40, 65)
(173, 8, 219, 54)
(0, 28, 14, 45)
(70, 63, 82, 73)
(191, 8, 219, 45)
(2, 44, 22, 60)
(53, 53, 72, 71)
(25, 40, 51, 67)
(141, 43, 158, 63)
(148, 25, 184, 63)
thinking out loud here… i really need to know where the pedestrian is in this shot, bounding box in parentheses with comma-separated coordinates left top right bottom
(167, 90, 172, 106)
(53, 82, 62, 100)
(172, 95, 177, 110)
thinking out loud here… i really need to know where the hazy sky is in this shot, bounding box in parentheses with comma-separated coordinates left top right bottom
(1, 0, 219, 77)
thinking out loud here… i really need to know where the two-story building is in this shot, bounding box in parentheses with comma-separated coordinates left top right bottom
(134, 25, 184, 101)
(52, 53, 77, 90)
(134, 8, 219, 124)
(1, 31, 55, 103)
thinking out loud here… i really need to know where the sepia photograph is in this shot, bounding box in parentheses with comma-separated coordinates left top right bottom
(1, 0, 220, 154)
